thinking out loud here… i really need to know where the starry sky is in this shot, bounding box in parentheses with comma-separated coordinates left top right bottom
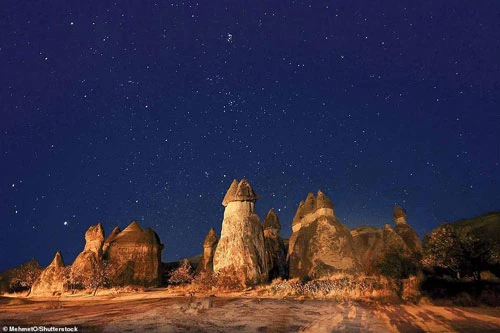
(1, 1, 499, 271)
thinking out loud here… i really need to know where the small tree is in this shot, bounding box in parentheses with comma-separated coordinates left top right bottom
(82, 257, 111, 296)
(169, 259, 194, 285)
(423, 224, 496, 281)
(422, 223, 462, 277)
(9, 259, 42, 296)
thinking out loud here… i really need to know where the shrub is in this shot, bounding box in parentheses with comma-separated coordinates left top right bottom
(169, 259, 194, 285)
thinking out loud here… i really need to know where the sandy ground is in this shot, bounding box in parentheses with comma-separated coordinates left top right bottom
(1, 290, 499, 332)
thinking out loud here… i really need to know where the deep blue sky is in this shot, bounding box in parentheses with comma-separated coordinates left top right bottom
(1, 1, 499, 271)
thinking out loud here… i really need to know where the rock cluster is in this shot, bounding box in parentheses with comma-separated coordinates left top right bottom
(288, 190, 361, 279)
(351, 206, 422, 274)
(213, 179, 270, 285)
(31, 221, 164, 296)
(31, 251, 66, 296)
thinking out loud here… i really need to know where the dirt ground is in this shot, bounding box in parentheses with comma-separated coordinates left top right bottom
(1, 290, 499, 332)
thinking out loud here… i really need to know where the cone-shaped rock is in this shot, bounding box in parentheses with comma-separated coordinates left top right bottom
(31, 251, 66, 296)
(263, 208, 281, 230)
(288, 191, 360, 279)
(263, 209, 287, 279)
(104, 221, 164, 286)
(213, 179, 270, 285)
(71, 223, 105, 280)
(197, 228, 219, 273)
(102, 226, 121, 253)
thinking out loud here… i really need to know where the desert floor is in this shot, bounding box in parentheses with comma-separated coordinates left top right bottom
(1, 289, 499, 332)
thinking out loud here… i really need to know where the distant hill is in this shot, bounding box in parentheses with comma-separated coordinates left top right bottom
(452, 211, 500, 240)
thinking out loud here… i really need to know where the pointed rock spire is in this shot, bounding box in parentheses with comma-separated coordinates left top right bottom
(50, 251, 65, 268)
(203, 228, 218, 247)
(316, 190, 334, 210)
(263, 209, 281, 230)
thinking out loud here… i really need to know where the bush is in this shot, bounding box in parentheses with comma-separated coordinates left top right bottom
(169, 259, 194, 285)
(265, 274, 399, 301)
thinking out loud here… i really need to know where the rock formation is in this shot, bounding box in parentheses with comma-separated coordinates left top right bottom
(71, 223, 105, 279)
(104, 221, 164, 286)
(351, 207, 422, 275)
(350, 226, 384, 274)
(102, 226, 121, 253)
(392, 206, 422, 255)
(197, 228, 218, 273)
(31, 251, 66, 296)
(213, 179, 270, 285)
(263, 209, 287, 279)
(288, 190, 361, 279)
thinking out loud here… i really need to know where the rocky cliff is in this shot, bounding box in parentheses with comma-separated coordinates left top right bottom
(288, 190, 360, 279)
(213, 179, 270, 285)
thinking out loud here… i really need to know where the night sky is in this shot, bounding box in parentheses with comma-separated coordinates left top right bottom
(1, 1, 499, 272)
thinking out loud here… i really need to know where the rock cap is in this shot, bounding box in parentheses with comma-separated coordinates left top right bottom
(393, 205, 407, 224)
(222, 179, 259, 206)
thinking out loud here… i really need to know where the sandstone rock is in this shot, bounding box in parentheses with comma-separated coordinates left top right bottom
(104, 221, 164, 286)
(197, 228, 218, 273)
(288, 191, 360, 279)
(213, 179, 270, 285)
(393, 205, 407, 225)
(221, 179, 259, 206)
(31, 251, 66, 296)
(392, 206, 422, 255)
(263, 209, 287, 279)
(71, 223, 105, 279)
(102, 226, 121, 253)
(350, 226, 384, 274)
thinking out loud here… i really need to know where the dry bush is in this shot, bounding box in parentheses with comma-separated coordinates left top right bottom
(214, 268, 246, 291)
(265, 274, 399, 301)
(169, 259, 194, 285)
(192, 271, 218, 291)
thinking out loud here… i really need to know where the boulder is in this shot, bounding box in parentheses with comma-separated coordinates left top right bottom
(197, 228, 218, 273)
(288, 190, 361, 279)
(104, 221, 164, 286)
(213, 179, 270, 285)
(263, 209, 287, 279)
(31, 251, 66, 296)
(71, 223, 105, 279)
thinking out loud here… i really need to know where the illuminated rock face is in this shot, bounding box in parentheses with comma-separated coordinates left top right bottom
(213, 179, 270, 285)
(71, 223, 105, 279)
(263, 209, 287, 280)
(197, 228, 218, 273)
(31, 251, 66, 296)
(288, 191, 361, 280)
(104, 221, 164, 286)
